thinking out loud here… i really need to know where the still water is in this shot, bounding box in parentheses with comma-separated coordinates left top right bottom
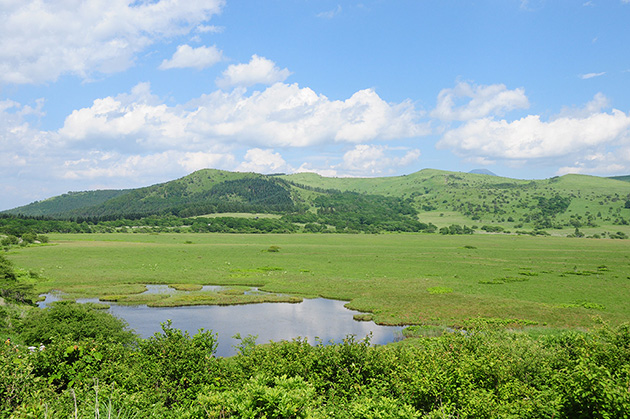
(39, 286, 403, 357)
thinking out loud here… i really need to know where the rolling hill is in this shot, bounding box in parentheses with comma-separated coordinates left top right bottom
(3, 168, 630, 236)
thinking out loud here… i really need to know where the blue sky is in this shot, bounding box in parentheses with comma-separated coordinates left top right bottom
(2, 0, 630, 210)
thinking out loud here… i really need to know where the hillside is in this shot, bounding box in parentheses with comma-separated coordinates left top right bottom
(610, 175, 630, 182)
(284, 170, 630, 227)
(3, 168, 630, 236)
(7, 189, 129, 217)
(6, 170, 294, 219)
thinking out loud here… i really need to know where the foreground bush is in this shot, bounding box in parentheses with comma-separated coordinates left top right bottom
(18, 301, 137, 346)
(2, 316, 630, 418)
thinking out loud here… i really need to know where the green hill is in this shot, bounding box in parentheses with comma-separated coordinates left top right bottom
(283, 169, 630, 235)
(6, 189, 129, 217)
(3, 168, 629, 236)
(5, 170, 295, 219)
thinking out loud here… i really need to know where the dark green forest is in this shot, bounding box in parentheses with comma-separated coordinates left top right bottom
(0, 186, 437, 239)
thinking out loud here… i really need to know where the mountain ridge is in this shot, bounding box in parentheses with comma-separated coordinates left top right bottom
(3, 168, 629, 235)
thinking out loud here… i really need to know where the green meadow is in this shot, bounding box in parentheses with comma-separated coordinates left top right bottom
(8, 232, 630, 329)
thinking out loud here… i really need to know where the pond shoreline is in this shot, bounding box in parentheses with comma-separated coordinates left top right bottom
(38, 286, 403, 357)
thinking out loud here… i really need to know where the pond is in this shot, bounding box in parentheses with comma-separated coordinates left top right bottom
(39, 286, 403, 357)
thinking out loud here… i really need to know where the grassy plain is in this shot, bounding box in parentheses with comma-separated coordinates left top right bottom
(7, 232, 630, 329)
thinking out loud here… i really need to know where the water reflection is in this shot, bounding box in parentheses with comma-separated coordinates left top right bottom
(38, 289, 402, 357)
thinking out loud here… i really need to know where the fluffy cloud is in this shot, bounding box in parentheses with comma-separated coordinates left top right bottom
(295, 145, 420, 177)
(295, 164, 340, 178)
(557, 151, 629, 176)
(236, 149, 292, 173)
(179, 151, 235, 172)
(0, 81, 425, 208)
(59, 82, 427, 150)
(0, 0, 224, 84)
(159, 44, 224, 70)
(437, 94, 630, 174)
(58, 82, 187, 152)
(196, 25, 223, 33)
(431, 82, 529, 121)
(62, 151, 176, 180)
(556, 92, 610, 119)
(216, 55, 292, 89)
(62, 149, 236, 181)
(0, 99, 52, 166)
(337, 145, 421, 176)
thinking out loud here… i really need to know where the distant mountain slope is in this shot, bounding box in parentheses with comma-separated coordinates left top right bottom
(3, 170, 296, 219)
(468, 168, 498, 176)
(282, 169, 630, 230)
(3, 169, 629, 233)
(609, 175, 630, 182)
(5, 189, 129, 217)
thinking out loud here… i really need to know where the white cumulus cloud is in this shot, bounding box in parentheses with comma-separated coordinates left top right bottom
(0, 98, 53, 166)
(59, 82, 427, 150)
(196, 24, 223, 33)
(437, 94, 630, 173)
(62, 149, 236, 181)
(159, 44, 224, 70)
(236, 148, 292, 173)
(337, 145, 421, 176)
(216, 55, 292, 89)
(557, 151, 628, 176)
(0, 0, 224, 84)
(179, 151, 235, 172)
(431, 81, 529, 121)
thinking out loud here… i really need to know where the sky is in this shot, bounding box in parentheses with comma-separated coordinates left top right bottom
(1, 0, 630, 210)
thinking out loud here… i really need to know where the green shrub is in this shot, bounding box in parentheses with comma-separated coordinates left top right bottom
(0, 254, 34, 304)
(0, 342, 43, 415)
(0, 254, 16, 282)
(2, 319, 630, 417)
(18, 301, 136, 346)
(340, 395, 420, 418)
(137, 320, 218, 406)
(197, 374, 316, 418)
(0, 235, 19, 247)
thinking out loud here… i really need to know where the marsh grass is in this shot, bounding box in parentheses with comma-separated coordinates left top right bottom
(147, 292, 302, 307)
(558, 301, 606, 310)
(81, 302, 110, 310)
(479, 276, 530, 285)
(7, 232, 630, 329)
(218, 288, 245, 295)
(169, 283, 202, 291)
(461, 317, 540, 328)
(99, 293, 168, 305)
(427, 286, 453, 295)
(61, 284, 147, 299)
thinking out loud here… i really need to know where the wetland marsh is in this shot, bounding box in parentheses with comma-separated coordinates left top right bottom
(9, 232, 630, 331)
(4, 231, 630, 417)
(39, 285, 403, 357)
